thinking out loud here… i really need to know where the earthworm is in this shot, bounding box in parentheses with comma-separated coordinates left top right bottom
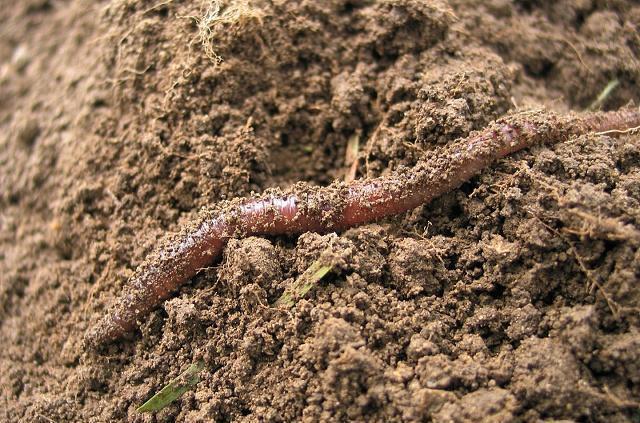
(84, 108, 640, 349)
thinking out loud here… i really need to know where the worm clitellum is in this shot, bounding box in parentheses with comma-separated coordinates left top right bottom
(84, 108, 640, 349)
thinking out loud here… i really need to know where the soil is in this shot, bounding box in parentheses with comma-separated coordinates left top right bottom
(1, 0, 640, 422)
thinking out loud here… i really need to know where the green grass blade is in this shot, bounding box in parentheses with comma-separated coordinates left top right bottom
(137, 360, 205, 413)
(275, 259, 333, 308)
(588, 79, 620, 111)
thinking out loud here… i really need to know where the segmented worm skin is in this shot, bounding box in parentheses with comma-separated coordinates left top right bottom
(84, 109, 640, 348)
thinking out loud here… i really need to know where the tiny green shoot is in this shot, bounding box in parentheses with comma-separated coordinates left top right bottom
(137, 360, 205, 413)
(588, 79, 620, 111)
(345, 131, 360, 182)
(275, 258, 333, 308)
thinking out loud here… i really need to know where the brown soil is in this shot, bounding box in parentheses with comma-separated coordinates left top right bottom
(1, 0, 640, 421)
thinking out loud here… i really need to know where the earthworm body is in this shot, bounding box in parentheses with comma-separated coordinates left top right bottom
(84, 108, 640, 349)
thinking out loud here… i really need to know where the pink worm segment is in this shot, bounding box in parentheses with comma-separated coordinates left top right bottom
(84, 109, 640, 348)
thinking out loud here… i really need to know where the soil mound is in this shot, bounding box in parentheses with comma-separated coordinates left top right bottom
(1, 0, 639, 421)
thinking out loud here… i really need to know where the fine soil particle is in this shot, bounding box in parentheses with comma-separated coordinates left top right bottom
(1, 0, 639, 422)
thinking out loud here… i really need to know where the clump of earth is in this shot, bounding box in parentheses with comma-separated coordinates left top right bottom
(1, 0, 639, 421)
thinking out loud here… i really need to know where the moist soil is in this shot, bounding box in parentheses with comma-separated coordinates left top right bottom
(2, 1, 640, 422)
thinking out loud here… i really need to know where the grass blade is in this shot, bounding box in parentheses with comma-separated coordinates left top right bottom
(588, 79, 619, 111)
(275, 259, 333, 308)
(137, 360, 205, 413)
(344, 131, 360, 182)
